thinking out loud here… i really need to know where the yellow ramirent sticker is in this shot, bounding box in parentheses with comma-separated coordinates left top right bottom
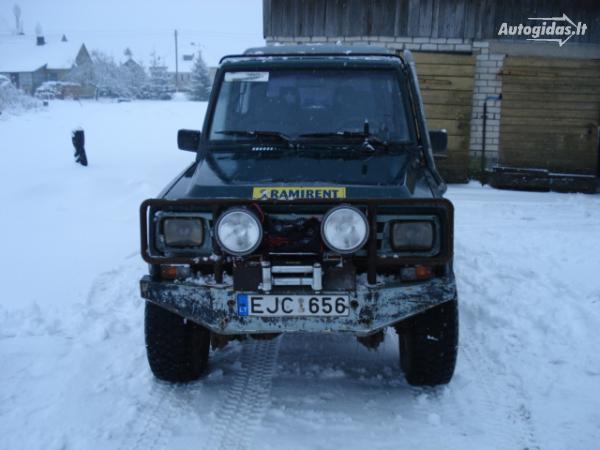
(252, 186, 346, 201)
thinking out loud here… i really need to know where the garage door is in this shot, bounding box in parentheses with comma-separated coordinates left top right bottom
(414, 52, 476, 183)
(500, 56, 600, 175)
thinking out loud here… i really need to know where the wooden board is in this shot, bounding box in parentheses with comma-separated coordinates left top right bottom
(500, 56, 600, 175)
(414, 51, 476, 182)
(264, 0, 600, 44)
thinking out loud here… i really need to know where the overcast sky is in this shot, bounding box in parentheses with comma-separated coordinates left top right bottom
(0, 0, 265, 66)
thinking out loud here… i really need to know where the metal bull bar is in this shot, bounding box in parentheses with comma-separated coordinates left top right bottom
(140, 198, 454, 284)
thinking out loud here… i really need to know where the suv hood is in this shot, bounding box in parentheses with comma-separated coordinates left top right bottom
(164, 151, 434, 199)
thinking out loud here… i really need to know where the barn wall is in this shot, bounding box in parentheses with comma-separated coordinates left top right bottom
(500, 56, 600, 175)
(264, 0, 600, 44)
(413, 51, 476, 182)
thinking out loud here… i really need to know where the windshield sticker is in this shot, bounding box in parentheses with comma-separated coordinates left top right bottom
(252, 187, 346, 201)
(224, 71, 269, 82)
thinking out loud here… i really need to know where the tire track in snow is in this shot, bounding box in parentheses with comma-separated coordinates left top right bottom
(83, 262, 185, 450)
(454, 244, 539, 449)
(460, 336, 539, 449)
(205, 336, 282, 450)
(126, 382, 176, 450)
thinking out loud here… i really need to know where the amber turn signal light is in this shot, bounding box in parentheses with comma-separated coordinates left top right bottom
(400, 265, 433, 281)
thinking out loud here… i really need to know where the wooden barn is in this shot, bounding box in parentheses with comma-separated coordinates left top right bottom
(262, 0, 600, 191)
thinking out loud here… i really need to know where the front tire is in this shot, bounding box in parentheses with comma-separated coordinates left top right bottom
(145, 302, 210, 382)
(396, 299, 458, 386)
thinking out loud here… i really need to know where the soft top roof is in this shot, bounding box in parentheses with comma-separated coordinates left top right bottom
(220, 44, 403, 64)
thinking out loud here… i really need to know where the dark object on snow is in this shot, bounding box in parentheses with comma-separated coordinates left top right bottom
(72, 129, 88, 166)
(489, 166, 598, 194)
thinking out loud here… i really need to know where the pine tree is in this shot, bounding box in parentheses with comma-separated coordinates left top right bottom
(121, 49, 147, 99)
(144, 53, 173, 100)
(189, 51, 211, 101)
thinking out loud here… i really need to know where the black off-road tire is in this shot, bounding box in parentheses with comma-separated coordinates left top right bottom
(145, 302, 210, 382)
(396, 299, 458, 386)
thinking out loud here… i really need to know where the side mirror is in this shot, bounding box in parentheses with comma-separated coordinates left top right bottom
(177, 129, 201, 152)
(429, 129, 448, 157)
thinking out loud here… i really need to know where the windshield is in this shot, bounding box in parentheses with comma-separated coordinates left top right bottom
(209, 69, 412, 143)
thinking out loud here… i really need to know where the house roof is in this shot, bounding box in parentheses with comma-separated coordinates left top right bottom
(0, 34, 86, 73)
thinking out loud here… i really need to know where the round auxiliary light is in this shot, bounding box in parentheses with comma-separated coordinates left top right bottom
(215, 208, 263, 256)
(321, 205, 369, 254)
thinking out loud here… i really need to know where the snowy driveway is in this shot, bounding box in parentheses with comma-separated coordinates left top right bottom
(1, 101, 599, 449)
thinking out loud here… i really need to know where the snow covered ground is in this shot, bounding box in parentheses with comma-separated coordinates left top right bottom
(1, 101, 599, 450)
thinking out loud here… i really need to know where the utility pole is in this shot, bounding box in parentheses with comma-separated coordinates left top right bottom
(174, 29, 179, 92)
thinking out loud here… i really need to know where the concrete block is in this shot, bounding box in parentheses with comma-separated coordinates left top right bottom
(455, 44, 472, 52)
(480, 60, 500, 68)
(420, 43, 438, 51)
(437, 44, 455, 51)
(386, 42, 405, 50)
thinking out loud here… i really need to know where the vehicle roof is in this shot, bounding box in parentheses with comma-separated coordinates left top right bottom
(219, 44, 404, 64)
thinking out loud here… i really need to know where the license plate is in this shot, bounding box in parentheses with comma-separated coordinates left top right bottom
(236, 294, 350, 317)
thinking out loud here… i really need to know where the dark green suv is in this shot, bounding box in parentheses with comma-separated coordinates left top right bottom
(140, 45, 458, 386)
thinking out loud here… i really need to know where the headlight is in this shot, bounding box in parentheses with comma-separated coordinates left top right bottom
(163, 218, 204, 247)
(321, 205, 369, 254)
(391, 221, 434, 251)
(215, 208, 263, 256)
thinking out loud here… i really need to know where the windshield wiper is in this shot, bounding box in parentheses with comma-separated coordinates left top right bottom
(214, 130, 293, 144)
(299, 121, 388, 152)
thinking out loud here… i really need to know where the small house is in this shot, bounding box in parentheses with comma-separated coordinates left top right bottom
(0, 34, 92, 95)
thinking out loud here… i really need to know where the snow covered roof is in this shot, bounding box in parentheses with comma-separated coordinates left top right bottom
(0, 34, 86, 73)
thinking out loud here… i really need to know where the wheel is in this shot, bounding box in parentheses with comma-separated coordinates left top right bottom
(396, 299, 458, 386)
(144, 302, 210, 382)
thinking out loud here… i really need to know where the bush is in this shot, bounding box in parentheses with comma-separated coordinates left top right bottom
(34, 81, 82, 100)
(0, 75, 40, 113)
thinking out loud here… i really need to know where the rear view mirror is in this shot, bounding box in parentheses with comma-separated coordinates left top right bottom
(429, 129, 448, 157)
(178, 129, 201, 152)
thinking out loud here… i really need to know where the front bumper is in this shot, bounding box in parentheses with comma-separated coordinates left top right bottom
(140, 274, 457, 336)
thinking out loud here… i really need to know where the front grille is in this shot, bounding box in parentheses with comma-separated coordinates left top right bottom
(376, 220, 385, 250)
(264, 214, 321, 254)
